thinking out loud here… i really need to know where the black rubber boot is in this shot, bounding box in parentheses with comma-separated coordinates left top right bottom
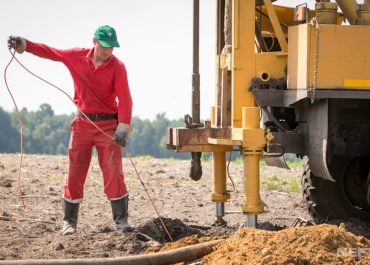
(111, 196, 133, 232)
(60, 199, 79, 236)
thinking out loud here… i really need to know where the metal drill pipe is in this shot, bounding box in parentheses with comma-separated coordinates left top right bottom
(192, 0, 200, 123)
(190, 0, 203, 182)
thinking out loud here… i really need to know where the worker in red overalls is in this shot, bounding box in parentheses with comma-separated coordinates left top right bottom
(8, 25, 133, 235)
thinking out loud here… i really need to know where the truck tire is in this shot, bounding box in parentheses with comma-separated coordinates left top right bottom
(302, 157, 370, 223)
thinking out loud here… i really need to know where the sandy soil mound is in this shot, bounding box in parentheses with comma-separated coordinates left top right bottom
(145, 234, 224, 254)
(202, 224, 370, 265)
(329, 218, 370, 239)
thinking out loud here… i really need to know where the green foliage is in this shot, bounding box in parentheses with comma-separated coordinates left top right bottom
(286, 160, 304, 169)
(0, 105, 187, 158)
(0, 107, 19, 152)
(127, 113, 189, 159)
(6, 104, 73, 155)
(284, 154, 303, 165)
(1, 104, 308, 164)
(234, 157, 244, 165)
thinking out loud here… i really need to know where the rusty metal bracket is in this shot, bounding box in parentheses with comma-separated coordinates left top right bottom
(290, 217, 314, 227)
(167, 127, 233, 152)
(184, 114, 203, 129)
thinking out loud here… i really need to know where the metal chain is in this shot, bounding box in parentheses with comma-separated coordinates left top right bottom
(310, 17, 320, 103)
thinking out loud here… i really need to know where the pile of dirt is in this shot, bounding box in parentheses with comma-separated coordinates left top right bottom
(201, 225, 238, 237)
(144, 234, 224, 254)
(329, 218, 370, 239)
(202, 224, 370, 265)
(143, 221, 284, 255)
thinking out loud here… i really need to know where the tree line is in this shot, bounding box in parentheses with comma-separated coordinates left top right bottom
(0, 103, 188, 159)
(0, 103, 301, 163)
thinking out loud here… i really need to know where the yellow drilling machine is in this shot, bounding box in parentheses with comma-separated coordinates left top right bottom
(167, 0, 370, 227)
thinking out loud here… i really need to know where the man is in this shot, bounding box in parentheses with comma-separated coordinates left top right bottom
(8, 25, 133, 235)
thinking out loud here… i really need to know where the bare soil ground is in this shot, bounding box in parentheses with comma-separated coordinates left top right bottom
(0, 153, 369, 264)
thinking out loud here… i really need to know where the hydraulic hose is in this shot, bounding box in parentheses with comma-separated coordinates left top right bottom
(0, 239, 223, 265)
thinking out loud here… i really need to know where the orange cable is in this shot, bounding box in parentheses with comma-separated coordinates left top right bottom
(125, 148, 173, 241)
(5, 49, 173, 241)
(4, 49, 25, 210)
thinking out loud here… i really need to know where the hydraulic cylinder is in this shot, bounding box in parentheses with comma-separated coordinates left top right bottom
(241, 107, 264, 227)
(211, 151, 229, 224)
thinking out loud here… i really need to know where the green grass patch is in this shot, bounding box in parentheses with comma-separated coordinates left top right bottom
(261, 175, 301, 193)
(133, 155, 153, 161)
(265, 175, 283, 191)
(287, 177, 300, 193)
(167, 157, 179, 161)
(286, 160, 304, 169)
(234, 158, 243, 165)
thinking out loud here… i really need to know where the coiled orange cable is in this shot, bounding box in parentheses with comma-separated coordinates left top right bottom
(4, 49, 25, 210)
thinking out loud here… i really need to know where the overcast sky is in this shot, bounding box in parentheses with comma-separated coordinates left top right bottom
(0, 0, 349, 120)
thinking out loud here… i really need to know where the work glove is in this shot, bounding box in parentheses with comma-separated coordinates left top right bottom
(113, 123, 131, 147)
(7, 36, 26, 53)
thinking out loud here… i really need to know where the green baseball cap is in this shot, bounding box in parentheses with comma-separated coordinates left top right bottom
(94, 25, 120, 48)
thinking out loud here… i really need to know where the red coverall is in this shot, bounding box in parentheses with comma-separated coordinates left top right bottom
(25, 40, 133, 202)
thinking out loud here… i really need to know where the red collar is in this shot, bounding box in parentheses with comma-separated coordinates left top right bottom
(86, 48, 114, 69)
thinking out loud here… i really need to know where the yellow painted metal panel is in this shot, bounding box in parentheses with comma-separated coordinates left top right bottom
(288, 24, 370, 90)
(287, 24, 310, 89)
(231, 128, 265, 147)
(207, 137, 242, 146)
(232, 0, 256, 128)
(255, 52, 287, 80)
(343, 79, 370, 88)
(242, 107, 260, 129)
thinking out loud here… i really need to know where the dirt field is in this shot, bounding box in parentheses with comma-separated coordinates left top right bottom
(0, 153, 369, 264)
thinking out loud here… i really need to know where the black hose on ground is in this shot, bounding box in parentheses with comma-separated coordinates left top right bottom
(0, 239, 223, 265)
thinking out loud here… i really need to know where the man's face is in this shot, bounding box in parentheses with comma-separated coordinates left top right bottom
(93, 38, 114, 61)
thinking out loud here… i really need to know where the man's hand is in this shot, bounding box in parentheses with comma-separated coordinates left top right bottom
(113, 123, 131, 147)
(7, 36, 26, 54)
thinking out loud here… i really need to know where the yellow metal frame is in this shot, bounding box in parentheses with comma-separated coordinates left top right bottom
(232, 0, 287, 127)
(225, 0, 286, 216)
(168, 0, 366, 224)
(207, 0, 287, 217)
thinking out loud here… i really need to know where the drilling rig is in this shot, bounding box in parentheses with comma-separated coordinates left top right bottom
(167, 0, 370, 227)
